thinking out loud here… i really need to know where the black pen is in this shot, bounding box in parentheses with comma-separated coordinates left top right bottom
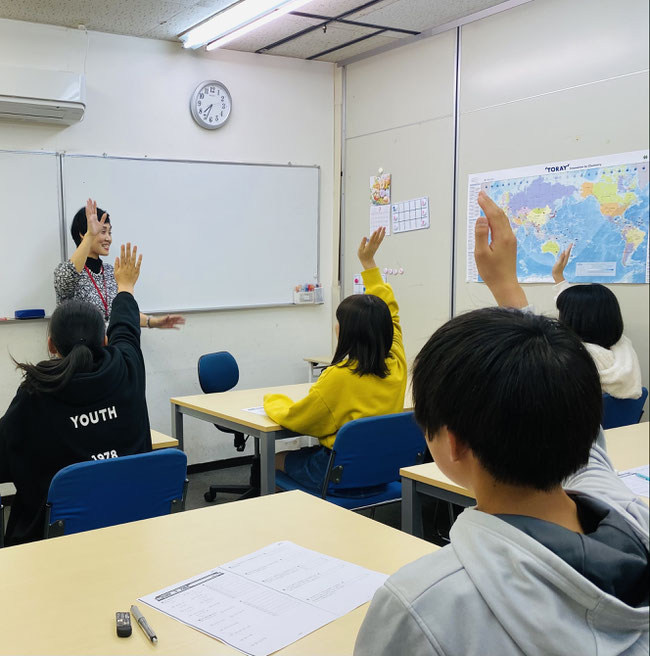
(131, 605, 158, 643)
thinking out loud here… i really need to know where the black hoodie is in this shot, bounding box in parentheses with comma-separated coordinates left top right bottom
(0, 292, 152, 545)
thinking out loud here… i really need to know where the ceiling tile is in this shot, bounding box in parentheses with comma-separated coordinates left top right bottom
(316, 33, 402, 63)
(350, 0, 509, 31)
(268, 22, 388, 59)
(142, 3, 227, 40)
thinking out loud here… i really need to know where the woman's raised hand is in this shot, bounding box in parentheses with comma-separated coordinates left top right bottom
(358, 226, 386, 270)
(84, 198, 108, 238)
(552, 243, 573, 283)
(114, 243, 142, 295)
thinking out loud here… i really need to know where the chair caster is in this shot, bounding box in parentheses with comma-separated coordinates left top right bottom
(204, 490, 216, 502)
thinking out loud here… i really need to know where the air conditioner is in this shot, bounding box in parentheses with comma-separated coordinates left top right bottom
(0, 66, 86, 124)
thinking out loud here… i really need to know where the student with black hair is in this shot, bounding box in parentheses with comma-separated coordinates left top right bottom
(263, 226, 406, 493)
(1, 243, 153, 546)
(354, 191, 649, 656)
(552, 245, 642, 399)
(54, 198, 185, 329)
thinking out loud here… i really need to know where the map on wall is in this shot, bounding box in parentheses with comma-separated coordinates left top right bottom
(466, 150, 649, 283)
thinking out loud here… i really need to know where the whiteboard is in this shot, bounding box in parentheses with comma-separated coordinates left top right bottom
(0, 150, 61, 318)
(61, 155, 319, 312)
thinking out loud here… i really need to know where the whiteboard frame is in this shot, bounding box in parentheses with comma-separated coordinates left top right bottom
(60, 152, 321, 314)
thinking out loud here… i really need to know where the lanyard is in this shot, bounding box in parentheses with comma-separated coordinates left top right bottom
(84, 265, 109, 320)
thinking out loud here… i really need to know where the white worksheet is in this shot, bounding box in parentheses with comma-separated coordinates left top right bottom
(370, 204, 391, 235)
(242, 406, 267, 416)
(618, 465, 650, 498)
(139, 541, 388, 656)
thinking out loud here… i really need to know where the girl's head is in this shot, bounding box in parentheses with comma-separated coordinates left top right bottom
(16, 301, 107, 394)
(331, 294, 393, 378)
(556, 284, 623, 349)
(71, 205, 112, 256)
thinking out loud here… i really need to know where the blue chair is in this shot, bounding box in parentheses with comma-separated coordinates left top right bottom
(198, 351, 258, 502)
(44, 450, 188, 538)
(276, 412, 427, 513)
(602, 387, 648, 430)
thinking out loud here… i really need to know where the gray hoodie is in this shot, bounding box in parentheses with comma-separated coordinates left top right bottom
(354, 434, 649, 656)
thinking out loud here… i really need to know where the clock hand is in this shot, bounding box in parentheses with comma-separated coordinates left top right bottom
(203, 104, 213, 118)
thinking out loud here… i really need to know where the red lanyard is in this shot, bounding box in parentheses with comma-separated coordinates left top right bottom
(84, 265, 109, 320)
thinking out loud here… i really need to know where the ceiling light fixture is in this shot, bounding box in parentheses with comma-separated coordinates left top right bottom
(180, 0, 315, 51)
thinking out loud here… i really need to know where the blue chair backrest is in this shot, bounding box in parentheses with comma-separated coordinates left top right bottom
(327, 412, 427, 493)
(45, 450, 187, 537)
(198, 351, 239, 394)
(602, 387, 648, 430)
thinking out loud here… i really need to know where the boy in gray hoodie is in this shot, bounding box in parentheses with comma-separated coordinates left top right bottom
(354, 191, 649, 656)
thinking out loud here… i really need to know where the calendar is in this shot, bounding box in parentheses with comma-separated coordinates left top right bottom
(392, 197, 430, 233)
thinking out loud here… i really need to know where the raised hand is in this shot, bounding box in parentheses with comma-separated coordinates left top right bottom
(84, 198, 108, 238)
(552, 243, 573, 283)
(114, 243, 142, 295)
(474, 190, 528, 308)
(358, 227, 386, 270)
(150, 314, 186, 330)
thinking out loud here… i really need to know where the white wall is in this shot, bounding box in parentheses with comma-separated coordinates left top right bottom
(0, 19, 336, 467)
(344, 31, 457, 360)
(455, 0, 650, 414)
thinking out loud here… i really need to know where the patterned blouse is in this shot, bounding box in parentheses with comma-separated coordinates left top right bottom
(53, 259, 119, 321)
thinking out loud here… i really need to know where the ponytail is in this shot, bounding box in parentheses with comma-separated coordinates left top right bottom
(15, 344, 96, 394)
(13, 300, 106, 395)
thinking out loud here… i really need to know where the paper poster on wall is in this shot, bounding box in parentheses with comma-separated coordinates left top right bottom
(370, 173, 391, 205)
(466, 150, 649, 283)
(353, 271, 387, 294)
(392, 197, 430, 234)
(370, 204, 391, 235)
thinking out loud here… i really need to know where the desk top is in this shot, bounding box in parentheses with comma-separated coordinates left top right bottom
(0, 491, 436, 655)
(151, 429, 178, 449)
(171, 382, 414, 433)
(303, 355, 333, 365)
(400, 422, 650, 502)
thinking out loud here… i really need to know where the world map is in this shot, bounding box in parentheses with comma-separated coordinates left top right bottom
(467, 152, 649, 284)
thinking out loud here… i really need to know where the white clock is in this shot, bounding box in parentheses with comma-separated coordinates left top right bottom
(190, 80, 232, 129)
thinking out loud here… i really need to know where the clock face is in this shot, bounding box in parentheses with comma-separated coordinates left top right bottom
(190, 80, 232, 129)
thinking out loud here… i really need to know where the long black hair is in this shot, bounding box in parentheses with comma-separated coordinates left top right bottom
(15, 301, 106, 394)
(556, 284, 623, 349)
(331, 293, 393, 378)
(70, 205, 110, 246)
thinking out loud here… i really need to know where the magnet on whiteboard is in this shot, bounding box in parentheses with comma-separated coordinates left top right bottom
(378, 167, 384, 175)
(387, 268, 393, 275)
(399, 267, 404, 274)
(383, 267, 388, 273)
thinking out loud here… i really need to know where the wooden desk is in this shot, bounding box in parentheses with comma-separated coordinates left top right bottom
(0, 491, 436, 655)
(303, 354, 332, 382)
(171, 383, 414, 496)
(400, 423, 650, 536)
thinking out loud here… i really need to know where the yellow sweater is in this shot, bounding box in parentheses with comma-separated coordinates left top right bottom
(263, 267, 407, 449)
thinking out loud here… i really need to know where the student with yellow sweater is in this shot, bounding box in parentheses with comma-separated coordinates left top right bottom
(263, 227, 406, 492)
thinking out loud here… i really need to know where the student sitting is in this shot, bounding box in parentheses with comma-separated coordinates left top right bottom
(0, 244, 152, 546)
(552, 244, 642, 399)
(354, 192, 649, 656)
(263, 227, 406, 493)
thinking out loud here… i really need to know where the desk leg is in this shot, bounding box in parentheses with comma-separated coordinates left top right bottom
(307, 362, 315, 383)
(171, 404, 184, 452)
(259, 433, 277, 496)
(401, 478, 423, 538)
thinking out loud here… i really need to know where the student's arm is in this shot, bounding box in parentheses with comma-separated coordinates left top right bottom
(354, 584, 440, 656)
(564, 428, 649, 536)
(0, 392, 25, 483)
(358, 228, 404, 357)
(474, 191, 528, 309)
(263, 372, 338, 438)
(552, 244, 573, 302)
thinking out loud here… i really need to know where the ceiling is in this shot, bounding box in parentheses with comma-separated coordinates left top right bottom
(0, 0, 520, 64)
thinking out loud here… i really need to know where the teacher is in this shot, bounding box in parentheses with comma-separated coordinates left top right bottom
(54, 198, 185, 329)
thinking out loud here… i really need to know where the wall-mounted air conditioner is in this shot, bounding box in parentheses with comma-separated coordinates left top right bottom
(0, 66, 86, 124)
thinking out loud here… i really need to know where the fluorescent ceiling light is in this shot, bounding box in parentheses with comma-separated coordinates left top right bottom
(180, 0, 315, 51)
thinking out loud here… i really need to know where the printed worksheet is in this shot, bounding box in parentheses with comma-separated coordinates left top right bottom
(370, 204, 391, 235)
(618, 465, 650, 497)
(140, 541, 388, 656)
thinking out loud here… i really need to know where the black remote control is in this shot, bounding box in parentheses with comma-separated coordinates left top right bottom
(116, 611, 132, 637)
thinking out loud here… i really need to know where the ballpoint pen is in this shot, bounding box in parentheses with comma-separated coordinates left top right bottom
(131, 605, 158, 644)
(634, 472, 650, 482)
